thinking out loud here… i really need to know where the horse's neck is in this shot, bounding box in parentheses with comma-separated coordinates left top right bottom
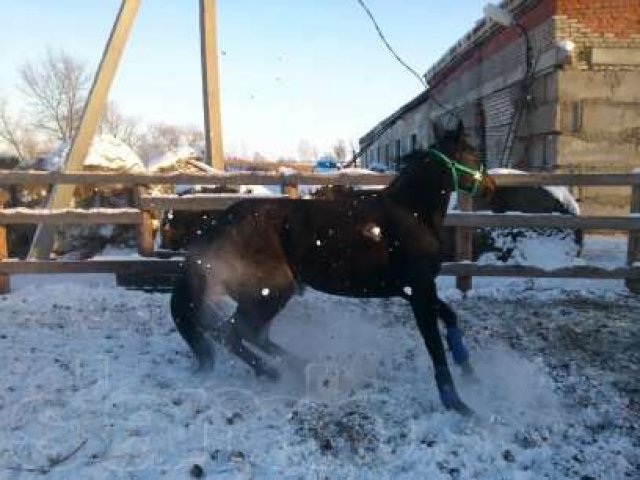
(384, 162, 452, 229)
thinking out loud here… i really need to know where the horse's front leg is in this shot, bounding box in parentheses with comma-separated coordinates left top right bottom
(410, 279, 472, 415)
(437, 299, 476, 378)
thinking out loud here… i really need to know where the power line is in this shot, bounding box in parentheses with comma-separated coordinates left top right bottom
(347, 0, 460, 168)
(355, 0, 426, 89)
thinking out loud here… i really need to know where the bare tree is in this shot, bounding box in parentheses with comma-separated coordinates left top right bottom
(19, 49, 90, 142)
(181, 125, 205, 152)
(297, 139, 318, 162)
(136, 123, 205, 162)
(332, 139, 347, 163)
(0, 99, 40, 162)
(252, 151, 268, 162)
(99, 101, 141, 150)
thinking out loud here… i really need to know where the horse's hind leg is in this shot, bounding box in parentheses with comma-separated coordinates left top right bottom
(234, 288, 302, 367)
(437, 298, 475, 377)
(170, 274, 216, 372)
(220, 321, 281, 381)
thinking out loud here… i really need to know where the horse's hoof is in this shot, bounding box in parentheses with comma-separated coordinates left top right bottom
(460, 363, 480, 385)
(452, 401, 474, 417)
(258, 365, 281, 382)
(439, 385, 474, 416)
(195, 360, 215, 374)
(443, 398, 474, 416)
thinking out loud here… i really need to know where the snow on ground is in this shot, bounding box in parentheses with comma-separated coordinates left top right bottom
(0, 236, 638, 479)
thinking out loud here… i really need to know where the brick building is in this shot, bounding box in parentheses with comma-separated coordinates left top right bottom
(359, 0, 640, 175)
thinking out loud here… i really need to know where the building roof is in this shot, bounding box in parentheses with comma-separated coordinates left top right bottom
(359, 89, 430, 146)
(424, 0, 535, 85)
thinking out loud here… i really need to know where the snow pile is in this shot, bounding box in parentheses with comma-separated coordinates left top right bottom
(489, 168, 580, 215)
(43, 135, 144, 172)
(476, 228, 581, 268)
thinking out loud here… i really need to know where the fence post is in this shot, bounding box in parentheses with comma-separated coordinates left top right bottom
(455, 194, 473, 294)
(0, 195, 9, 294)
(281, 177, 299, 199)
(135, 186, 154, 257)
(626, 180, 640, 294)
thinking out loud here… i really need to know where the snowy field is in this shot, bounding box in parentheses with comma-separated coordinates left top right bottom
(0, 236, 638, 479)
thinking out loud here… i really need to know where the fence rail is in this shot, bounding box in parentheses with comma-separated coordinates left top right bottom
(0, 171, 638, 186)
(0, 170, 639, 294)
(0, 258, 638, 280)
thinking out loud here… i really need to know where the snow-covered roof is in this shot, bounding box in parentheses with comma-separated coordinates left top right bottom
(147, 147, 202, 172)
(42, 135, 144, 172)
(488, 168, 580, 215)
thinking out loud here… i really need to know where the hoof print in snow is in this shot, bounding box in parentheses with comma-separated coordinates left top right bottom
(320, 438, 333, 453)
(210, 449, 222, 461)
(229, 450, 246, 463)
(189, 464, 205, 478)
(502, 449, 516, 463)
(225, 411, 243, 425)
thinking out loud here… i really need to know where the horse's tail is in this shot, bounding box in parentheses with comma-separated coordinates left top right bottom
(170, 272, 216, 371)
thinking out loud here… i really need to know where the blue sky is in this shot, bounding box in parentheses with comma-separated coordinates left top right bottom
(0, 1, 488, 158)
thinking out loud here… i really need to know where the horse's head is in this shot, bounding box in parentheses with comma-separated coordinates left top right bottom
(432, 120, 496, 200)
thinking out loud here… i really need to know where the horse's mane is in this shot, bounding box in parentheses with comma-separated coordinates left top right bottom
(395, 149, 431, 176)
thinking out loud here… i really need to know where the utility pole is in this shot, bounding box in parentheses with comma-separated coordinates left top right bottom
(28, 0, 141, 260)
(200, 0, 225, 170)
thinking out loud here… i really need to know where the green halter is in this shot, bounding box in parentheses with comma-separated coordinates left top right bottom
(426, 148, 485, 196)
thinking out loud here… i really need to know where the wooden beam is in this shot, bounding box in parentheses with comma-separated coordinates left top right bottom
(0, 208, 140, 225)
(28, 0, 141, 260)
(440, 263, 640, 279)
(0, 171, 286, 186)
(2, 205, 639, 232)
(2, 171, 638, 188)
(1, 258, 639, 280)
(0, 200, 9, 293)
(444, 213, 640, 230)
(200, 0, 225, 169)
(493, 172, 640, 187)
(0, 259, 183, 275)
(139, 193, 283, 211)
(455, 195, 473, 293)
(627, 183, 640, 293)
(135, 186, 154, 257)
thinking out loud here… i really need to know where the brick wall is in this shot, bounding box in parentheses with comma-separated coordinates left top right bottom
(555, 0, 640, 70)
(557, 0, 640, 38)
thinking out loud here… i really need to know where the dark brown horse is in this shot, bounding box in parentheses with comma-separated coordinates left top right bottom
(170, 121, 496, 414)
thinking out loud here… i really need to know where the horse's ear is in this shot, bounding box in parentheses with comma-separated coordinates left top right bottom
(432, 122, 445, 141)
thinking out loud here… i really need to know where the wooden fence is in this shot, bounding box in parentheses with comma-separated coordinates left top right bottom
(0, 170, 639, 295)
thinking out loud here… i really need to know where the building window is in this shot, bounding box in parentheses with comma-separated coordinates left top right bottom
(385, 144, 390, 165)
(411, 134, 418, 152)
(395, 139, 401, 159)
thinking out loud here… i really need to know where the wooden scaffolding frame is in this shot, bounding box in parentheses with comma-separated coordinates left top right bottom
(28, 0, 224, 259)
